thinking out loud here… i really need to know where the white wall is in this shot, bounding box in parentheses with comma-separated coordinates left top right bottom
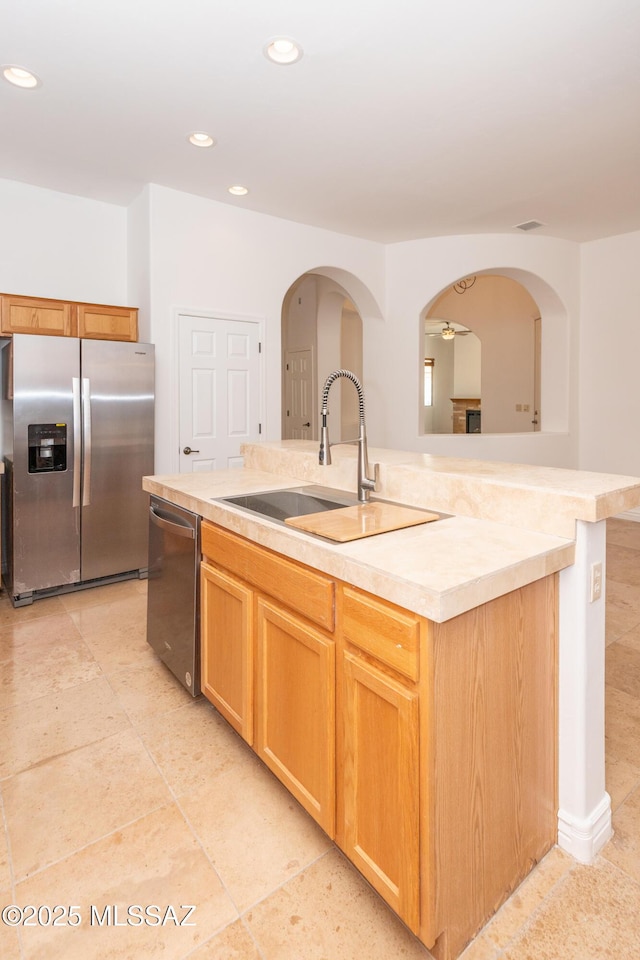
(145, 185, 386, 473)
(0, 178, 128, 304)
(384, 234, 581, 466)
(453, 334, 481, 398)
(0, 178, 129, 455)
(4, 176, 640, 482)
(579, 231, 640, 478)
(127, 187, 152, 342)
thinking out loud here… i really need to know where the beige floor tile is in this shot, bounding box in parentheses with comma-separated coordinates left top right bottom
(459, 934, 499, 960)
(15, 803, 238, 960)
(106, 655, 193, 725)
(601, 784, 640, 883)
(0, 893, 22, 960)
(246, 847, 432, 960)
(180, 751, 331, 912)
(606, 754, 640, 812)
(606, 684, 640, 768)
(463, 846, 573, 955)
(0, 818, 12, 891)
(606, 544, 640, 588)
(70, 595, 152, 674)
(616, 621, 640, 653)
(607, 519, 640, 551)
(137, 698, 249, 798)
(3, 728, 172, 880)
(501, 857, 640, 959)
(606, 642, 640, 701)
(189, 918, 262, 959)
(0, 594, 66, 624)
(606, 580, 640, 644)
(0, 614, 101, 711)
(57, 578, 144, 613)
(0, 676, 131, 780)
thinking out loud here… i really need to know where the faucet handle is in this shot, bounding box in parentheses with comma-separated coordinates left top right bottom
(361, 461, 379, 497)
(367, 461, 380, 487)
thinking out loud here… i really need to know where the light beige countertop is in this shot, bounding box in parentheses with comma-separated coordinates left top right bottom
(141, 440, 640, 622)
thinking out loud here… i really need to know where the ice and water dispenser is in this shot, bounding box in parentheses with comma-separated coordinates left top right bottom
(27, 423, 67, 473)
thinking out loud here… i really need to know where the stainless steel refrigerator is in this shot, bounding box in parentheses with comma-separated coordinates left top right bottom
(1, 334, 154, 606)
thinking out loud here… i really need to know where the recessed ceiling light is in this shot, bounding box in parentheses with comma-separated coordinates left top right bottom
(264, 37, 303, 65)
(2, 65, 41, 89)
(188, 132, 216, 148)
(228, 185, 249, 196)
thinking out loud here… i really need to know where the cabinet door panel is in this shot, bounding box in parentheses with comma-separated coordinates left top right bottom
(201, 562, 254, 744)
(256, 598, 335, 836)
(341, 650, 420, 931)
(0, 294, 75, 336)
(76, 303, 138, 341)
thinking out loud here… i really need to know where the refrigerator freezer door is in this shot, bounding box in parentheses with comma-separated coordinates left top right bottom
(80, 340, 155, 581)
(10, 335, 80, 595)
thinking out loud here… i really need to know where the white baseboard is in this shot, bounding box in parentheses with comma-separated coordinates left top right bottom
(557, 793, 612, 863)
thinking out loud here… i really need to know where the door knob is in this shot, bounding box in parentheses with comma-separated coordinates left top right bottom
(303, 422, 310, 428)
(183, 446, 200, 455)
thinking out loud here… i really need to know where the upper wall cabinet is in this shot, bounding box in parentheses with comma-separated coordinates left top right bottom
(76, 302, 138, 341)
(0, 293, 138, 342)
(0, 294, 75, 337)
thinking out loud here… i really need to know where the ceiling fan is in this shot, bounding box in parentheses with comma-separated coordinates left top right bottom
(425, 320, 472, 340)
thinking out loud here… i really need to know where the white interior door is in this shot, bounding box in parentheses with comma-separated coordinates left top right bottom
(178, 314, 262, 472)
(284, 348, 315, 439)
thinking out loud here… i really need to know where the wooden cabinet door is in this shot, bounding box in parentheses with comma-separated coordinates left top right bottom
(76, 302, 138, 341)
(200, 562, 254, 744)
(0, 294, 75, 336)
(341, 650, 420, 932)
(256, 598, 336, 836)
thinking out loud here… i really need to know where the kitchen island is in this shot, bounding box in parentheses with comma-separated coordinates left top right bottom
(143, 440, 640, 959)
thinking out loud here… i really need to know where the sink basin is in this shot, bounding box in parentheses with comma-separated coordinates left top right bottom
(217, 485, 359, 522)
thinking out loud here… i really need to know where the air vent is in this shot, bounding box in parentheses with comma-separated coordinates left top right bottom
(514, 219, 545, 232)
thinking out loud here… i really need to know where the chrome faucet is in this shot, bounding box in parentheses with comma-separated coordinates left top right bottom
(318, 369, 379, 502)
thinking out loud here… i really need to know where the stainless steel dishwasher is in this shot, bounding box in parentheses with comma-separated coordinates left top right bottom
(147, 495, 201, 696)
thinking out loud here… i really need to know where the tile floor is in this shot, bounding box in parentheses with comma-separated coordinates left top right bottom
(0, 518, 640, 959)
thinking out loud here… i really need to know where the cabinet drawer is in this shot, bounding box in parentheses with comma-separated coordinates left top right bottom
(202, 522, 335, 632)
(342, 586, 422, 681)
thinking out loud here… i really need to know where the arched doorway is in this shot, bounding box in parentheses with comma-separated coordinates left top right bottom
(281, 272, 367, 442)
(422, 273, 542, 435)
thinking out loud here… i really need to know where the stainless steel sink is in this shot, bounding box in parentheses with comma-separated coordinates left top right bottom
(216, 485, 358, 522)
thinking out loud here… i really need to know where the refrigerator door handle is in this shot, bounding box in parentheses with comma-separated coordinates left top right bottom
(72, 377, 82, 508)
(82, 377, 92, 506)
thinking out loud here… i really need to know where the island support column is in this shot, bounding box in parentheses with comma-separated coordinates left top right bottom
(557, 518, 611, 862)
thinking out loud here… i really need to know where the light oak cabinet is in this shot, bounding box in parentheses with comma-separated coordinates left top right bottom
(338, 586, 425, 932)
(0, 292, 138, 341)
(200, 521, 337, 834)
(256, 598, 335, 835)
(0, 294, 75, 336)
(76, 302, 138, 341)
(200, 561, 254, 744)
(200, 520, 558, 960)
(341, 650, 421, 929)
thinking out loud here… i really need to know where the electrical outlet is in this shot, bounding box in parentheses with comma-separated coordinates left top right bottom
(590, 562, 603, 602)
